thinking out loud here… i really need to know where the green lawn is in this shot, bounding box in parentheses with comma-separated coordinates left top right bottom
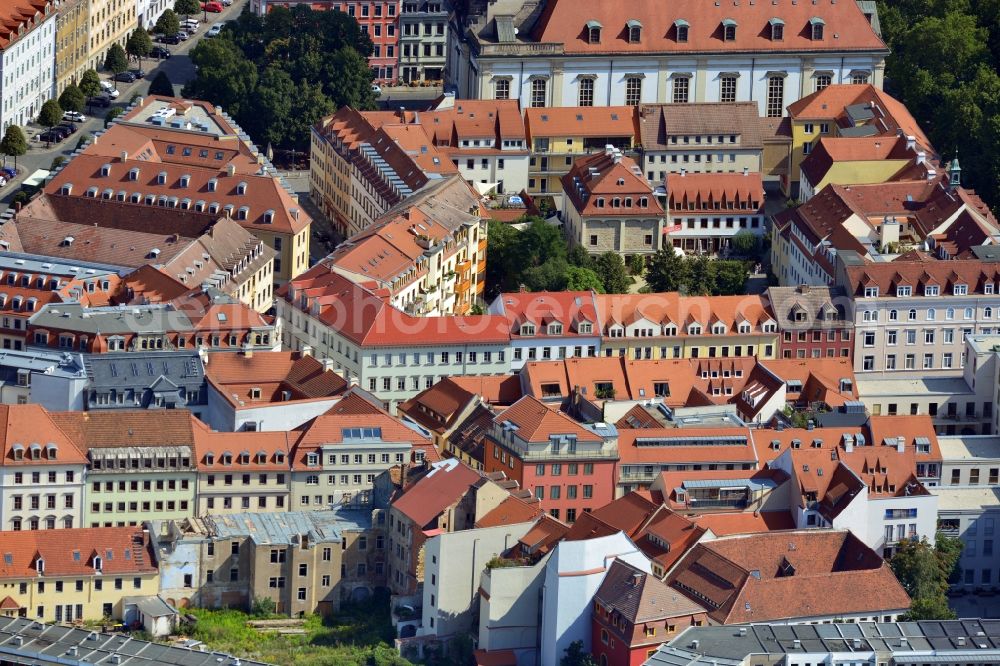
(184, 591, 413, 666)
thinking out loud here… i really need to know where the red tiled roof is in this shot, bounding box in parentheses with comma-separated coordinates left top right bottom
(524, 107, 637, 140)
(494, 290, 599, 338)
(49, 411, 196, 449)
(843, 256, 1000, 298)
(0, 527, 157, 579)
(666, 172, 765, 213)
(799, 135, 915, 187)
(527, 0, 885, 55)
(494, 396, 602, 443)
(397, 379, 478, 435)
(475, 494, 542, 528)
(617, 426, 757, 465)
(690, 511, 795, 536)
(193, 423, 292, 471)
(0, 405, 86, 466)
(447, 375, 523, 406)
(595, 559, 706, 625)
(392, 460, 486, 527)
(292, 411, 431, 470)
(205, 351, 347, 407)
(562, 150, 660, 217)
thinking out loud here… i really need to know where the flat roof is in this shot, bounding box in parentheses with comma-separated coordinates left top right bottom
(0, 615, 270, 665)
(856, 376, 973, 398)
(204, 510, 350, 545)
(938, 436, 1000, 461)
(933, 486, 1000, 512)
(125, 98, 232, 138)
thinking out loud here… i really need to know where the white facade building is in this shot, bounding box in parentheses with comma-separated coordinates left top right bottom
(0, 0, 56, 131)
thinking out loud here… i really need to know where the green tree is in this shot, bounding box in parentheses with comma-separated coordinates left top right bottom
(0, 125, 28, 170)
(627, 253, 645, 276)
(567, 243, 594, 269)
(645, 248, 689, 293)
(889, 534, 962, 620)
(595, 252, 631, 293)
(154, 8, 180, 35)
(104, 43, 128, 76)
(50, 156, 67, 170)
(248, 66, 296, 148)
(79, 69, 102, 101)
(712, 260, 750, 296)
(565, 266, 605, 293)
(173, 0, 199, 18)
(37, 99, 63, 129)
(125, 28, 153, 67)
(561, 640, 597, 666)
(58, 84, 86, 114)
(485, 221, 519, 296)
(685, 255, 716, 296)
(148, 71, 175, 97)
(731, 230, 759, 256)
(521, 258, 569, 292)
(184, 38, 258, 117)
(287, 80, 334, 151)
(104, 106, 123, 128)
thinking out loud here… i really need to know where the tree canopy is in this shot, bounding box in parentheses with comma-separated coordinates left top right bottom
(878, 0, 1000, 212)
(125, 27, 153, 63)
(58, 84, 86, 113)
(173, 0, 199, 16)
(104, 43, 128, 75)
(889, 533, 962, 620)
(155, 8, 180, 35)
(79, 69, 102, 99)
(561, 641, 597, 666)
(37, 99, 63, 128)
(182, 5, 375, 150)
(645, 248, 750, 296)
(0, 125, 27, 169)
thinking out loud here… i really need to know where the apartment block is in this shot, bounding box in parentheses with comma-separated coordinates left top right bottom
(0, 527, 158, 623)
(81, 351, 208, 418)
(193, 426, 293, 515)
(0, 0, 56, 130)
(768, 285, 854, 360)
(488, 291, 601, 371)
(398, 0, 449, 83)
(663, 171, 766, 254)
(0, 405, 87, 531)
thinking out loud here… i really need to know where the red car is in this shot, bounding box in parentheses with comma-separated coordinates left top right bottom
(201, 1, 222, 11)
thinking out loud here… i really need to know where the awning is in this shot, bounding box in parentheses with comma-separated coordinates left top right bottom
(475, 181, 499, 195)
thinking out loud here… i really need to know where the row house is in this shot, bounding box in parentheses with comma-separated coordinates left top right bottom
(562, 147, 665, 260)
(638, 102, 765, 186)
(0, 0, 56, 130)
(0, 527, 159, 623)
(450, 0, 888, 116)
(324, 175, 487, 317)
(785, 84, 932, 196)
(798, 134, 933, 202)
(770, 171, 998, 288)
(40, 97, 310, 284)
(597, 292, 778, 362)
(767, 285, 854, 360)
(398, 0, 450, 83)
(489, 290, 602, 371)
(840, 255, 1000, 378)
(193, 425, 293, 516)
(523, 106, 637, 201)
(0, 253, 120, 352)
(387, 458, 511, 595)
(153, 508, 384, 615)
(277, 267, 510, 410)
(935, 435, 1000, 590)
(662, 170, 766, 254)
(49, 411, 198, 528)
(27, 293, 279, 356)
(483, 396, 618, 523)
(0, 405, 87, 531)
(291, 391, 439, 509)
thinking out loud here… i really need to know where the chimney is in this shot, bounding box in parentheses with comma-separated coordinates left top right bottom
(905, 135, 916, 152)
(743, 166, 749, 176)
(120, 150, 128, 162)
(227, 164, 236, 177)
(301, 345, 313, 357)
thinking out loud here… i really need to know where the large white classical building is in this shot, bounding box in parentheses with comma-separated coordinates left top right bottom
(0, 0, 56, 131)
(448, 0, 888, 116)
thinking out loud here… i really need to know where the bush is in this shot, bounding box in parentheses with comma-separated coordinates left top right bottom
(250, 597, 276, 617)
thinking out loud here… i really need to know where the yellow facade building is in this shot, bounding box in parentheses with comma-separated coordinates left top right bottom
(86, 0, 135, 71)
(54, 0, 89, 95)
(0, 527, 159, 622)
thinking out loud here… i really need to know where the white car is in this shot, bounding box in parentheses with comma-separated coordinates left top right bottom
(183, 19, 200, 30)
(99, 80, 120, 98)
(62, 111, 86, 122)
(206, 23, 222, 36)
(372, 83, 382, 97)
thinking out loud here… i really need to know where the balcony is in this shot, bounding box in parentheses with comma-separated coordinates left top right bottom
(456, 278, 471, 294)
(688, 498, 747, 509)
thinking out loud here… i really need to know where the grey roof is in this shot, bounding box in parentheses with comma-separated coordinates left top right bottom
(0, 615, 271, 666)
(30, 302, 195, 336)
(0, 251, 123, 277)
(766, 285, 852, 330)
(639, 102, 764, 151)
(0, 349, 87, 377)
(123, 595, 179, 618)
(648, 620, 1000, 665)
(204, 511, 348, 545)
(86, 351, 205, 391)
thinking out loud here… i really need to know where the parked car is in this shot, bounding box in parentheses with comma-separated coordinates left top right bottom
(56, 123, 78, 136)
(160, 33, 181, 44)
(201, 2, 223, 11)
(62, 111, 86, 122)
(1, 167, 16, 179)
(176, 30, 189, 40)
(183, 19, 200, 30)
(221, 0, 233, 6)
(206, 23, 222, 36)
(88, 95, 111, 108)
(372, 83, 382, 97)
(114, 71, 137, 83)
(38, 129, 64, 143)
(150, 46, 171, 58)
(129, 69, 146, 79)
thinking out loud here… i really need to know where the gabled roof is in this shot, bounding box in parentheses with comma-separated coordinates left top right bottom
(494, 395, 602, 443)
(0, 527, 156, 579)
(562, 149, 660, 217)
(638, 102, 763, 151)
(204, 351, 347, 407)
(595, 559, 706, 625)
(49, 410, 196, 449)
(391, 459, 487, 528)
(493, 290, 600, 338)
(525, 107, 637, 140)
(0, 405, 86, 466)
(398, 378, 479, 435)
(475, 494, 542, 528)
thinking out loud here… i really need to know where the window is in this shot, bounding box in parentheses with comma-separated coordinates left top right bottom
(672, 76, 689, 104)
(627, 20, 641, 43)
(586, 21, 601, 43)
(815, 74, 831, 91)
(578, 78, 594, 107)
(530, 79, 546, 107)
(722, 19, 736, 41)
(851, 71, 870, 84)
(810, 18, 824, 40)
(675, 21, 688, 42)
(766, 75, 784, 118)
(494, 79, 509, 100)
(625, 77, 643, 106)
(720, 76, 736, 103)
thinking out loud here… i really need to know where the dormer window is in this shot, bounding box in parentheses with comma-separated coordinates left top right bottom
(93, 556, 102, 572)
(769, 18, 784, 40)
(128, 167, 140, 181)
(674, 19, 688, 42)
(306, 452, 319, 466)
(275, 451, 285, 464)
(157, 171, 167, 185)
(738, 321, 751, 334)
(237, 206, 249, 220)
(520, 323, 535, 336)
(207, 178, 218, 192)
(688, 324, 702, 335)
(36, 558, 44, 575)
(896, 286, 911, 297)
(954, 284, 968, 296)
(205, 453, 215, 465)
(263, 209, 275, 224)
(582, 21, 602, 44)
(578, 322, 592, 334)
(180, 174, 191, 187)
(925, 285, 939, 296)
(722, 18, 737, 41)
(548, 323, 563, 335)
(809, 17, 825, 40)
(100, 164, 111, 176)
(712, 322, 726, 335)
(626, 19, 641, 43)
(222, 452, 233, 465)
(237, 181, 247, 195)
(864, 287, 879, 298)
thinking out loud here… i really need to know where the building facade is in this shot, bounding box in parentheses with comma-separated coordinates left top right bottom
(398, 0, 448, 83)
(663, 171, 765, 254)
(0, 0, 56, 131)
(85, 0, 134, 71)
(53, 0, 88, 95)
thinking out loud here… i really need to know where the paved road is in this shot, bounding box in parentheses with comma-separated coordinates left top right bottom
(0, 0, 247, 211)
